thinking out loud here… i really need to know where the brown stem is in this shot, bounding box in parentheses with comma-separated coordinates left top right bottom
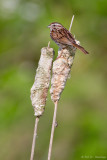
(48, 101, 58, 160)
(30, 117, 39, 160)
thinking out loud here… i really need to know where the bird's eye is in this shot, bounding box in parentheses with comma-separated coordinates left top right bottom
(54, 24, 55, 27)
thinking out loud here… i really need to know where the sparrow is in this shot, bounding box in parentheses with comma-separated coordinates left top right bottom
(48, 22, 89, 54)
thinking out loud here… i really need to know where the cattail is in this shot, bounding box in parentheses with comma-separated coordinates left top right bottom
(48, 43, 80, 160)
(50, 47, 76, 103)
(30, 46, 54, 116)
(48, 46, 78, 160)
(30, 45, 54, 160)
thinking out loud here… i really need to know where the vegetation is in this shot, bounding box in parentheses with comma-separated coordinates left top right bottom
(0, 0, 107, 159)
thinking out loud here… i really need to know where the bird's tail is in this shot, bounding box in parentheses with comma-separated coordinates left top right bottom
(72, 43, 89, 54)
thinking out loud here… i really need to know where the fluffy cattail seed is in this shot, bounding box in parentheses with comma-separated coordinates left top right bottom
(30, 46, 54, 116)
(50, 40, 79, 103)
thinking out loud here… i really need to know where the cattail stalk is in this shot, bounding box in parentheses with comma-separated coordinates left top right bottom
(30, 45, 54, 160)
(48, 16, 78, 160)
(30, 117, 39, 160)
(48, 101, 58, 160)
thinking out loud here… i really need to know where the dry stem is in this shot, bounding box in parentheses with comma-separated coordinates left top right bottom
(30, 117, 39, 160)
(48, 101, 58, 160)
(69, 15, 74, 32)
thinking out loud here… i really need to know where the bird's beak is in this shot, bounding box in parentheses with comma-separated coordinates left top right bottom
(48, 25, 50, 28)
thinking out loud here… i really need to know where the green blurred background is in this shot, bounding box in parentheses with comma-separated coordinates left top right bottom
(0, 0, 107, 159)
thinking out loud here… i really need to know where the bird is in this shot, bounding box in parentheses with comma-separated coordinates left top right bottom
(48, 22, 89, 54)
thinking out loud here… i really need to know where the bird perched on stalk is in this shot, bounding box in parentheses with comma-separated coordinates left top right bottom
(48, 22, 89, 54)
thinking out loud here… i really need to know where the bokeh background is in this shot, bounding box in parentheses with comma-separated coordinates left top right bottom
(0, 0, 107, 159)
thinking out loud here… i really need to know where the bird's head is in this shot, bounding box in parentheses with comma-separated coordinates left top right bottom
(48, 22, 63, 30)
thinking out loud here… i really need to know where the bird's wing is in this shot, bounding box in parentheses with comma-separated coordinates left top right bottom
(51, 28, 89, 54)
(54, 28, 76, 45)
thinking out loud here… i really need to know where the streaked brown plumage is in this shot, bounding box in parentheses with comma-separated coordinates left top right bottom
(48, 22, 89, 54)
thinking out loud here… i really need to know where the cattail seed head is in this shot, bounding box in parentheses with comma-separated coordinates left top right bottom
(30, 47, 54, 116)
(50, 47, 76, 103)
